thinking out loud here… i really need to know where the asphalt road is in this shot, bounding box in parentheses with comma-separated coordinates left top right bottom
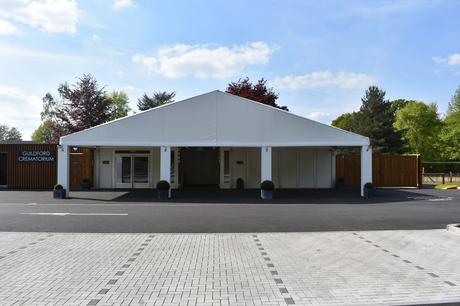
(0, 188, 458, 233)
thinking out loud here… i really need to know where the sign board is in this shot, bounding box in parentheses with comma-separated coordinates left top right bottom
(17, 150, 56, 162)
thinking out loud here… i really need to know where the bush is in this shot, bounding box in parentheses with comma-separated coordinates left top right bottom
(261, 180, 274, 190)
(364, 182, 374, 189)
(156, 180, 170, 191)
(54, 184, 63, 190)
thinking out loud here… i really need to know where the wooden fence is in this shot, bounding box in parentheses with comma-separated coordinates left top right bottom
(336, 154, 422, 188)
(0, 143, 57, 189)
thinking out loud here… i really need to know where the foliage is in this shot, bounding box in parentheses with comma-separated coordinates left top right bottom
(156, 180, 170, 190)
(331, 112, 356, 130)
(31, 119, 56, 143)
(53, 184, 63, 190)
(0, 124, 22, 141)
(394, 101, 442, 160)
(137, 91, 175, 111)
(364, 182, 374, 189)
(54, 74, 112, 134)
(389, 99, 416, 115)
(105, 91, 131, 120)
(226, 77, 288, 111)
(351, 86, 404, 153)
(261, 180, 275, 190)
(439, 86, 460, 160)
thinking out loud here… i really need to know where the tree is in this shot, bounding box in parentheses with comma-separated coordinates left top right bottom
(226, 77, 288, 111)
(439, 86, 460, 160)
(53, 74, 112, 135)
(31, 119, 56, 143)
(137, 91, 175, 111)
(331, 112, 357, 131)
(0, 124, 22, 141)
(394, 101, 442, 160)
(352, 86, 404, 153)
(106, 91, 131, 120)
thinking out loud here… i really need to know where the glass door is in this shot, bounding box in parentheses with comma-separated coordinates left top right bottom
(115, 154, 150, 188)
(133, 156, 149, 188)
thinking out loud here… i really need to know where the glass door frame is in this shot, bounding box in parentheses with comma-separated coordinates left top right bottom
(114, 153, 151, 189)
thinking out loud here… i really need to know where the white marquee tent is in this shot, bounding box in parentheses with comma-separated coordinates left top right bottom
(58, 90, 372, 197)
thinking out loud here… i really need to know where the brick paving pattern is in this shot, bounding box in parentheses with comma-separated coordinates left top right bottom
(0, 230, 460, 305)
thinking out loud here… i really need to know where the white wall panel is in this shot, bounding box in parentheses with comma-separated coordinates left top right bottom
(315, 149, 332, 188)
(298, 148, 315, 188)
(246, 148, 261, 188)
(99, 148, 113, 188)
(278, 149, 297, 188)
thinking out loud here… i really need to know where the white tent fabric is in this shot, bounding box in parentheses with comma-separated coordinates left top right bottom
(61, 90, 369, 147)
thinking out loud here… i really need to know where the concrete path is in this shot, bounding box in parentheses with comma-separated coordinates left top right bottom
(1, 230, 460, 305)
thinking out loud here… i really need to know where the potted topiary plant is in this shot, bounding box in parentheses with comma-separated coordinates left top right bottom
(156, 180, 170, 200)
(53, 184, 66, 199)
(363, 182, 374, 198)
(80, 178, 91, 190)
(261, 180, 274, 200)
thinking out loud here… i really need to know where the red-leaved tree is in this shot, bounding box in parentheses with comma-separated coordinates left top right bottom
(226, 77, 288, 111)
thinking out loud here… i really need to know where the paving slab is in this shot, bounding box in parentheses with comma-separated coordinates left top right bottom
(1, 230, 460, 305)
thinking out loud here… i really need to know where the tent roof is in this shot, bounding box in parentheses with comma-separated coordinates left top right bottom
(61, 90, 369, 147)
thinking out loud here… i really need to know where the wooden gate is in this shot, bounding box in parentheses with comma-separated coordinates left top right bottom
(336, 154, 422, 188)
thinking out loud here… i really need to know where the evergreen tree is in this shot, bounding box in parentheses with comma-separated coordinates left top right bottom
(352, 86, 404, 153)
(137, 91, 175, 111)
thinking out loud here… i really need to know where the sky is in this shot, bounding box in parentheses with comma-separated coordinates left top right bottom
(1, 0, 460, 139)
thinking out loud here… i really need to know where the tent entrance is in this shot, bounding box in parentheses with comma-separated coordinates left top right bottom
(179, 147, 220, 188)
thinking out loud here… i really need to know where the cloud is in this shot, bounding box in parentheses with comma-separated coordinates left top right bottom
(132, 41, 274, 79)
(0, 44, 87, 61)
(433, 54, 460, 66)
(0, 0, 80, 34)
(0, 18, 19, 35)
(272, 71, 375, 90)
(113, 0, 133, 10)
(120, 85, 135, 91)
(0, 85, 42, 139)
(307, 111, 331, 120)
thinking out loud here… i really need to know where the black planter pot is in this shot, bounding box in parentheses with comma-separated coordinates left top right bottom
(80, 181, 91, 190)
(261, 189, 273, 200)
(363, 188, 374, 198)
(157, 189, 169, 200)
(53, 189, 66, 199)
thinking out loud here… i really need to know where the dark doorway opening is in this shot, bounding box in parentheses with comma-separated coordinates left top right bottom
(0, 153, 7, 186)
(180, 147, 219, 188)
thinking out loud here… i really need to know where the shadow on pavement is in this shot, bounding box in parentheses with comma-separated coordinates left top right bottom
(67, 188, 449, 204)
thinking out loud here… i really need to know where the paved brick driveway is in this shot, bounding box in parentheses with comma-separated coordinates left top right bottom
(1, 230, 460, 305)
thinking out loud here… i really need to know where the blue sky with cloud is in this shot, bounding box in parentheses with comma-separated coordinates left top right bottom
(1, 0, 460, 139)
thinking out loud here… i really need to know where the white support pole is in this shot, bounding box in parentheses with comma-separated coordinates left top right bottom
(261, 146, 272, 182)
(160, 146, 171, 198)
(160, 146, 171, 182)
(360, 145, 372, 197)
(57, 144, 69, 198)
